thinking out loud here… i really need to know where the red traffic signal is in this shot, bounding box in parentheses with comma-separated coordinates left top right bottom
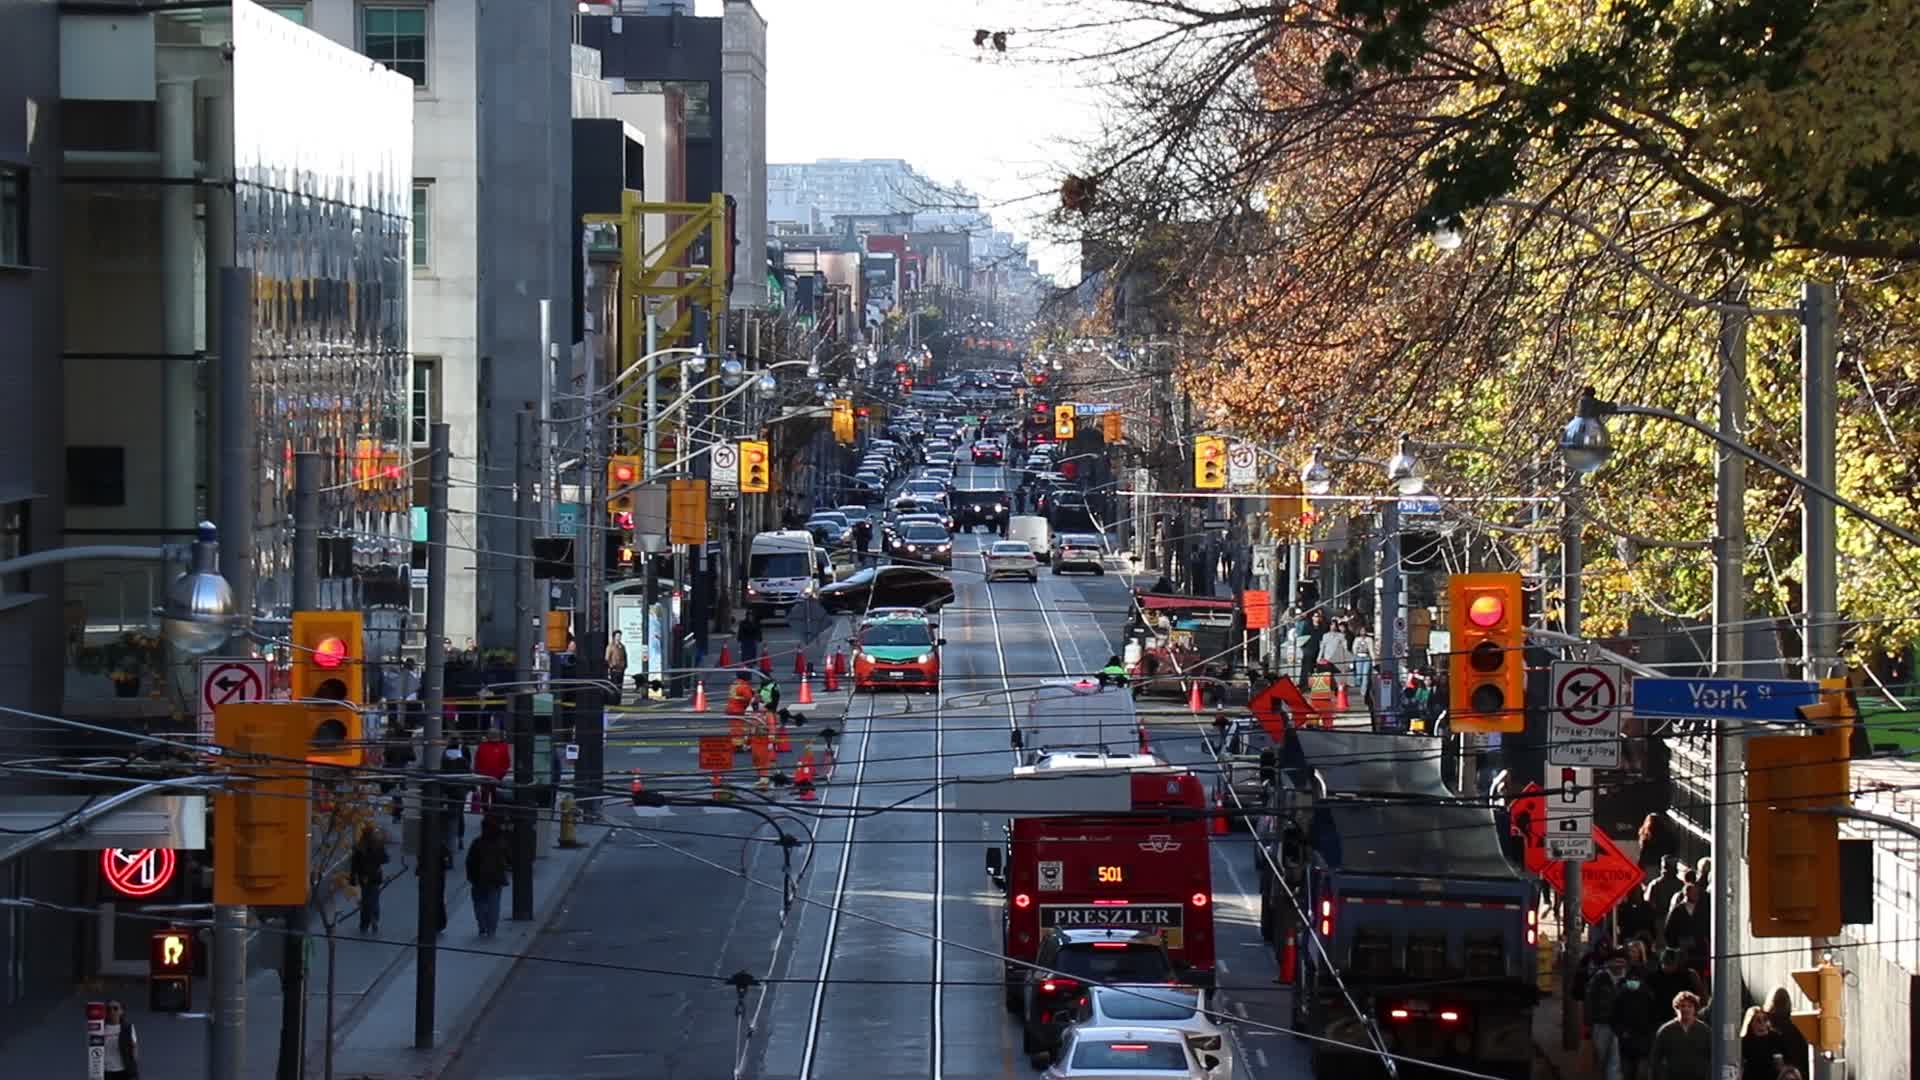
(896, 362, 909, 374)
(1467, 593, 1505, 628)
(612, 461, 637, 484)
(312, 636, 349, 670)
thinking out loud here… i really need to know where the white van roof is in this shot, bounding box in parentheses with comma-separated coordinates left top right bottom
(750, 530, 816, 551)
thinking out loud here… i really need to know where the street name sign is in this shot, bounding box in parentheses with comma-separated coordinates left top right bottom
(1549, 661, 1623, 769)
(1632, 677, 1818, 723)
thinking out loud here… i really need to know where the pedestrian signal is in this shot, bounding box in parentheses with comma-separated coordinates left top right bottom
(739, 440, 770, 493)
(149, 929, 193, 1012)
(1194, 436, 1226, 490)
(1790, 961, 1845, 1057)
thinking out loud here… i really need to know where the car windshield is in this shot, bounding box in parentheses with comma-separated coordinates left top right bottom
(992, 542, 1031, 555)
(903, 525, 948, 542)
(860, 622, 933, 647)
(837, 507, 871, 521)
(1055, 944, 1172, 983)
(1094, 988, 1200, 1022)
(749, 552, 811, 579)
(1070, 1040, 1190, 1071)
(808, 513, 849, 527)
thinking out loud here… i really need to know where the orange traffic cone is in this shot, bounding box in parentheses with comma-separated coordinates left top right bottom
(1279, 929, 1297, 984)
(830, 650, 845, 677)
(824, 661, 840, 692)
(692, 680, 709, 713)
(795, 751, 817, 801)
(758, 653, 772, 675)
(775, 717, 792, 755)
(797, 674, 814, 705)
(1188, 681, 1205, 713)
(1211, 794, 1230, 835)
(794, 650, 807, 676)
(631, 773, 646, 806)
(1335, 683, 1350, 713)
(718, 643, 733, 668)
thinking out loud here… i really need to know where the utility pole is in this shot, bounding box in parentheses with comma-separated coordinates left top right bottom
(281, 451, 321, 1080)
(1375, 499, 1403, 722)
(512, 407, 537, 921)
(1560, 474, 1584, 1054)
(413, 422, 449, 1049)
(1709, 291, 1749, 1079)
(1799, 282, 1839, 1080)
(576, 269, 608, 808)
(209, 266, 253, 1080)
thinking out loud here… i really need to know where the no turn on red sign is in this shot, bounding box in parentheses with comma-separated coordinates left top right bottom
(1549, 661, 1623, 769)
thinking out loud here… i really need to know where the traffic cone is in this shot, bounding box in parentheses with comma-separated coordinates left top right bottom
(831, 650, 845, 677)
(1137, 724, 1151, 754)
(719, 643, 733, 668)
(795, 751, 817, 801)
(824, 661, 840, 692)
(797, 674, 814, 705)
(758, 653, 772, 675)
(1279, 929, 1297, 984)
(631, 773, 645, 806)
(794, 649, 807, 676)
(1188, 681, 1205, 713)
(1211, 794, 1230, 835)
(692, 680, 709, 713)
(1335, 683, 1350, 713)
(775, 717, 792, 755)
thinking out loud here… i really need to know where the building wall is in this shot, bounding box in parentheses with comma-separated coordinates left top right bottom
(308, 0, 480, 646)
(720, 0, 765, 309)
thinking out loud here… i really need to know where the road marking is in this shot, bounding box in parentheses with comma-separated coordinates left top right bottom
(797, 693, 874, 1080)
(932, 648, 946, 1080)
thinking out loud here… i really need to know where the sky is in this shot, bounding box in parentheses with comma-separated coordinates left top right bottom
(695, 0, 1108, 281)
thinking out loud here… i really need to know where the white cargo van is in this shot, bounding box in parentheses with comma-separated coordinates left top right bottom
(747, 530, 821, 620)
(1006, 515, 1051, 562)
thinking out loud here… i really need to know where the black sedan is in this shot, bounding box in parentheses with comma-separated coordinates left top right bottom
(818, 565, 957, 615)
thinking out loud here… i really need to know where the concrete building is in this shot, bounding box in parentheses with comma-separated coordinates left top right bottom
(768, 158, 965, 227)
(0, 0, 412, 1010)
(305, 0, 578, 648)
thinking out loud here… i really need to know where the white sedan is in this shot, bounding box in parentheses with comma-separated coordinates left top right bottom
(984, 539, 1039, 582)
(1068, 986, 1232, 1078)
(1041, 1024, 1223, 1079)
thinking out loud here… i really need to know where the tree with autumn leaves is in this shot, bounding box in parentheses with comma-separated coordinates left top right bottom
(1042, 0, 1920, 661)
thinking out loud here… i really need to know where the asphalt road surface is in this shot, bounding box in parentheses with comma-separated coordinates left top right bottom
(446, 461, 1319, 1080)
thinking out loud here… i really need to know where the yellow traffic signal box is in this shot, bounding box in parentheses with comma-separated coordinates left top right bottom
(832, 400, 855, 445)
(290, 610, 364, 767)
(545, 610, 571, 652)
(1194, 436, 1226, 490)
(1101, 412, 1123, 443)
(1790, 961, 1845, 1057)
(1748, 679, 1852, 938)
(213, 702, 311, 906)
(606, 455, 640, 515)
(1446, 572, 1526, 732)
(1054, 404, 1077, 440)
(740, 440, 770, 493)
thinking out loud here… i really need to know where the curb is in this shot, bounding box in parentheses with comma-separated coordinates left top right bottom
(419, 827, 611, 1079)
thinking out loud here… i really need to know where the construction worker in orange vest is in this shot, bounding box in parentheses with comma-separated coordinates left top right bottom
(747, 705, 777, 791)
(726, 671, 755, 716)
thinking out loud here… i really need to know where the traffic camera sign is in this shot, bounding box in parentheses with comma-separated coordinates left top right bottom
(1548, 661, 1622, 768)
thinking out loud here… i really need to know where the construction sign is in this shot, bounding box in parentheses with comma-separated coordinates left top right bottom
(1513, 783, 1647, 924)
(698, 736, 734, 772)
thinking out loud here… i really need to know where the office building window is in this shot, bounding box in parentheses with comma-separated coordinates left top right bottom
(411, 182, 431, 268)
(362, 6, 428, 86)
(411, 358, 438, 444)
(0, 168, 22, 265)
(66, 447, 127, 507)
(266, 3, 309, 24)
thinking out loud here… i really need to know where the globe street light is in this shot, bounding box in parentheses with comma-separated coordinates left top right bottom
(720, 356, 745, 386)
(1559, 389, 1614, 475)
(1386, 435, 1427, 496)
(682, 352, 708, 375)
(756, 371, 778, 395)
(161, 522, 241, 656)
(1300, 451, 1334, 496)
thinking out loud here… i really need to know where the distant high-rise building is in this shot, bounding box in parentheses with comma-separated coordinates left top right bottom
(769, 158, 981, 232)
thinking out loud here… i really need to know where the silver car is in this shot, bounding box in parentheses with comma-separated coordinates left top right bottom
(1071, 987, 1232, 1078)
(1040, 1025, 1222, 1079)
(985, 539, 1039, 582)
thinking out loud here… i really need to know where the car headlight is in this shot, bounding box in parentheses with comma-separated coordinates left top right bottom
(746, 585, 761, 597)
(937, 544, 951, 552)
(1186, 1035, 1223, 1053)
(912, 652, 933, 663)
(906, 545, 917, 552)
(995, 503, 1005, 511)
(804, 582, 818, 597)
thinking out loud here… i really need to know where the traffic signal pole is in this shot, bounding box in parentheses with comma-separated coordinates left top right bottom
(1560, 477, 1584, 1054)
(1374, 499, 1403, 721)
(414, 422, 450, 1049)
(1799, 283, 1840, 1080)
(281, 452, 320, 1080)
(512, 408, 538, 921)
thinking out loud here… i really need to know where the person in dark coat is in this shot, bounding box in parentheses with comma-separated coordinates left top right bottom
(1295, 608, 1329, 683)
(736, 609, 764, 663)
(1644, 856, 1685, 942)
(465, 816, 513, 937)
(1765, 986, 1811, 1080)
(349, 824, 391, 934)
(1646, 948, 1704, 1020)
(1649, 991, 1711, 1080)
(1612, 962, 1660, 1080)
(1663, 882, 1709, 972)
(1740, 1006, 1788, 1080)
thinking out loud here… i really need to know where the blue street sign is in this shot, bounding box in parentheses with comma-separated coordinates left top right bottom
(1632, 677, 1819, 723)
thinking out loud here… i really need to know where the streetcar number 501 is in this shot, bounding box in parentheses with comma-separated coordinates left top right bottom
(1096, 865, 1124, 884)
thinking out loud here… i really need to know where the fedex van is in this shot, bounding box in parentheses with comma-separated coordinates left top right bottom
(746, 530, 821, 620)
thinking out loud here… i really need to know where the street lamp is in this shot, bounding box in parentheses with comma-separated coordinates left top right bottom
(1559, 392, 1613, 475)
(1300, 451, 1334, 496)
(161, 523, 241, 656)
(720, 356, 745, 387)
(1385, 435, 1426, 496)
(756, 371, 778, 396)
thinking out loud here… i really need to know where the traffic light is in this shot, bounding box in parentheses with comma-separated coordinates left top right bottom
(1268, 478, 1305, 534)
(290, 610, 365, 767)
(1102, 412, 1123, 443)
(739, 439, 770, 493)
(545, 610, 570, 652)
(149, 928, 192, 1012)
(1748, 678, 1852, 938)
(1790, 961, 1845, 1057)
(213, 702, 311, 906)
(1054, 404, 1076, 440)
(1194, 435, 1226, 490)
(606, 455, 640, 515)
(832, 399, 855, 445)
(1446, 572, 1525, 732)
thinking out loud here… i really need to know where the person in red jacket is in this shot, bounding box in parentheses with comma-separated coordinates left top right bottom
(472, 731, 511, 816)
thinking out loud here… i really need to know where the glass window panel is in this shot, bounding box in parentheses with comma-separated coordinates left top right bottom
(267, 4, 309, 24)
(0, 169, 21, 264)
(411, 183, 430, 267)
(362, 6, 427, 86)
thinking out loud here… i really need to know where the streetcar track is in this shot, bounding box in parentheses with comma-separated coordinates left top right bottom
(796, 689, 877, 1079)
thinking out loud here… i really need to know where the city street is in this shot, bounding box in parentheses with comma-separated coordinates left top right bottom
(449, 465, 1311, 1080)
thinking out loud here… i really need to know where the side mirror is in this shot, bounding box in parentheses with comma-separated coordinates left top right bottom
(938, 638, 948, 647)
(1010, 728, 1025, 749)
(1200, 1054, 1221, 1072)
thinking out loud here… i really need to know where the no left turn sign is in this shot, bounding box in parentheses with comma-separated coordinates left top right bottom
(1554, 664, 1617, 726)
(1549, 661, 1623, 768)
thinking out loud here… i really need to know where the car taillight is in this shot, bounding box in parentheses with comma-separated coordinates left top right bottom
(1014, 892, 1032, 909)
(1439, 1009, 1462, 1023)
(1319, 897, 1333, 937)
(1191, 892, 1209, 908)
(1389, 1008, 1411, 1021)
(1040, 978, 1080, 995)
(1090, 942, 1131, 949)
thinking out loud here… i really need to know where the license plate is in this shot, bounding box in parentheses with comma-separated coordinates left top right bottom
(888, 670, 906, 679)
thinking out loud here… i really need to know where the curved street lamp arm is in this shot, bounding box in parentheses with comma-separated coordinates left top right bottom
(1594, 395, 1920, 549)
(0, 545, 180, 576)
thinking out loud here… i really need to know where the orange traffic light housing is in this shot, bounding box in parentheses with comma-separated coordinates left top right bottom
(740, 440, 770, 494)
(1101, 412, 1123, 443)
(1446, 572, 1526, 732)
(290, 610, 365, 766)
(1194, 436, 1226, 490)
(545, 609, 571, 652)
(1790, 961, 1845, 1056)
(1748, 679, 1852, 938)
(213, 702, 312, 907)
(1054, 404, 1076, 440)
(606, 455, 640, 515)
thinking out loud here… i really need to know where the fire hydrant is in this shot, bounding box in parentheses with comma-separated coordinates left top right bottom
(558, 796, 582, 849)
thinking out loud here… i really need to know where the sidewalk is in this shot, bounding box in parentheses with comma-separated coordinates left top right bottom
(0, 816, 606, 1079)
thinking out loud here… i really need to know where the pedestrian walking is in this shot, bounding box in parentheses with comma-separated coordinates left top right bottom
(1295, 608, 1329, 683)
(1663, 882, 1709, 973)
(101, 1000, 139, 1079)
(1649, 991, 1711, 1080)
(605, 631, 628, 703)
(441, 736, 468, 849)
(350, 824, 391, 934)
(1612, 960, 1660, 1080)
(1740, 1006, 1788, 1080)
(1586, 947, 1631, 1080)
(737, 609, 764, 664)
(473, 729, 511, 814)
(465, 817, 513, 937)
(1765, 986, 1811, 1080)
